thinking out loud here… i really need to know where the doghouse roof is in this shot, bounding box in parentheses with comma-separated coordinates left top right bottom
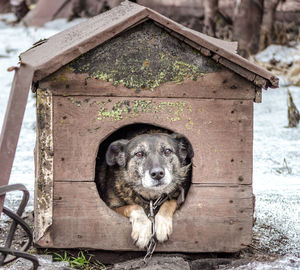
(19, 1, 278, 89)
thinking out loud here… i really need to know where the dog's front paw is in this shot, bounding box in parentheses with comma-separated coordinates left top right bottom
(129, 209, 152, 249)
(155, 213, 173, 242)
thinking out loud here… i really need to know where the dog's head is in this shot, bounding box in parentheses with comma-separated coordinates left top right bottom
(105, 133, 194, 198)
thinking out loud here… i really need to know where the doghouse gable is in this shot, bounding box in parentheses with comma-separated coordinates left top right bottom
(28, 2, 278, 252)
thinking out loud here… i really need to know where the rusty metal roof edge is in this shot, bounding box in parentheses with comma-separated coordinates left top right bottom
(146, 8, 279, 89)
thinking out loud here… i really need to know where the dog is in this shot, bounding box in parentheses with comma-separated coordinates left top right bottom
(97, 132, 193, 249)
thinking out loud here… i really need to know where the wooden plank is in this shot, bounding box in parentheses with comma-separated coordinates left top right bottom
(218, 58, 256, 83)
(39, 68, 256, 100)
(254, 87, 262, 103)
(35, 181, 253, 252)
(0, 65, 34, 215)
(254, 75, 267, 89)
(34, 89, 54, 243)
(52, 96, 253, 184)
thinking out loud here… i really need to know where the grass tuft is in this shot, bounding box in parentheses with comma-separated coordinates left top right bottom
(53, 250, 106, 270)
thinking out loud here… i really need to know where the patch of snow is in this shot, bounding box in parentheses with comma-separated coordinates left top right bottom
(255, 44, 300, 65)
(277, 75, 291, 87)
(0, 13, 17, 27)
(253, 85, 300, 255)
(225, 256, 300, 270)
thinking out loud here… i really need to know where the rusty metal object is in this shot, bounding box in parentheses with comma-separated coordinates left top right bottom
(0, 184, 39, 269)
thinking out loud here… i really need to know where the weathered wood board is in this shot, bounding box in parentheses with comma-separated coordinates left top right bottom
(40, 69, 256, 101)
(35, 89, 53, 242)
(35, 181, 253, 252)
(52, 96, 253, 185)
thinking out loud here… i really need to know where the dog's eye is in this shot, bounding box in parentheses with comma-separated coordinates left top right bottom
(135, 151, 144, 158)
(164, 149, 173, 156)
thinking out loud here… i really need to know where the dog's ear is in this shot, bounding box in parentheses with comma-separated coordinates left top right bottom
(106, 139, 129, 167)
(171, 133, 194, 161)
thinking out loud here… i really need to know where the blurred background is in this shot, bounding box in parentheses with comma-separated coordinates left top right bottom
(1, 0, 300, 57)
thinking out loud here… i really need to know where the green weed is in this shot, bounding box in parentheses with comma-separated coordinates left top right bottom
(275, 158, 292, 175)
(53, 250, 106, 270)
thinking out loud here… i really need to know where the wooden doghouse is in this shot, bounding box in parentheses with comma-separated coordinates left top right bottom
(19, 2, 278, 252)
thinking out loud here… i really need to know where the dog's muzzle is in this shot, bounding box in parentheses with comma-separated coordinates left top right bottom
(142, 169, 172, 189)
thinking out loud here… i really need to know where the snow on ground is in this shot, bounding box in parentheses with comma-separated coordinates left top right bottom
(0, 14, 299, 268)
(252, 83, 300, 257)
(253, 44, 300, 257)
(227, 255, 300, 270)
(255, 44, 300, 66)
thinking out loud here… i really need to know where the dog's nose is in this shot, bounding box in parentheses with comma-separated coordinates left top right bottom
(150, 167, 165, 180)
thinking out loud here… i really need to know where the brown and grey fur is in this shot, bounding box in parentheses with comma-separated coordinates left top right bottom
(96, 132, 193, 248)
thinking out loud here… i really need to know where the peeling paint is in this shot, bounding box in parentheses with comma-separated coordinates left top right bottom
(35, 89, 53, 243)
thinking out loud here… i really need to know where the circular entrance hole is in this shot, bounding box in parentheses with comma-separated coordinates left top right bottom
(95, 123, 193, 211)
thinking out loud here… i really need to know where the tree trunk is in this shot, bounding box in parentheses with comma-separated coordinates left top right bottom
(0, 0, 11, 13)
(260, 0, 281, 50)
(10, 0, 29, 21)
(69, 0, 122, 19)
(233, 0, 264, 58)
(203, 0, 219, 37)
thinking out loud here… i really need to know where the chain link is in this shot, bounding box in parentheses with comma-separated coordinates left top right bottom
(143, 187, 185, 264)
(144, 200, 157, 263)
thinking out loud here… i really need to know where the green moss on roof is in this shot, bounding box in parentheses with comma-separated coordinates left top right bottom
(69, 20, 220, 91)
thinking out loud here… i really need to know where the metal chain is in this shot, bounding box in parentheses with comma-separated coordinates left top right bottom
(143, 200, 157, 263)
(143, 187, 186, 264)
(153, 194, 168, 211)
